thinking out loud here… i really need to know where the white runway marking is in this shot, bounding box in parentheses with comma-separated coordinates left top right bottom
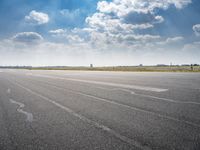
(96, 86, 200, 106)
(26, 74, 168, 92)
(97, 86, 136, 94)
(133, 92, 200, 105)
(12, 81, 151, 150)
(20, 79, 200, 129)
(7, 89, 11, 94)
(9, 99, 33, 122)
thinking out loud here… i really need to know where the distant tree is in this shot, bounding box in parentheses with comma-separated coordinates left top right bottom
(191, 64, 193, 71)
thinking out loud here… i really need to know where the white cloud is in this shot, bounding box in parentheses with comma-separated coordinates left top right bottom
(0, 39, 97, 66)
(183, 41, 200, 52)
(158, 36, 184, 45)
(2, 0, 195, 66)
(12, 32, 43, 44)
(83, 0, 191, 47)
(170, 0, 192, 9)
(25, 10, 49, 25)
(49, 28, 85, 43)
(49, 29, 67, 34)
(166, 36, 184, 43)
(193, 24, 200, 36)
(94, 0, 191, 32)
(47, 0, 190, 51)
(181, 41, 200, 63)
(97, 0, 191, 16)
(1, 34, 199, 66)
(154, 16, 164, 24)
(60, 9, 81, 18)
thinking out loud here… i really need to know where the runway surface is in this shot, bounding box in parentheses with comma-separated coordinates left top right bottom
(0, 69, 200, 150)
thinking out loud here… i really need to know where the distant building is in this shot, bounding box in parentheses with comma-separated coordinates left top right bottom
(90, 64, 93, 68)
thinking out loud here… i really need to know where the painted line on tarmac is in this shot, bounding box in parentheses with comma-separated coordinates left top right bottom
(9, 99, 33, 122)
(133, 92, 200, 105)
(95, 86, 200, 106)
(7, 88, 11, 94)
(96, 86, 136, 95)
(52, 84, 200, 128)
(12, 80, 151, 150)
(24, 78, 200, 129)
(26, 73, 168, 92)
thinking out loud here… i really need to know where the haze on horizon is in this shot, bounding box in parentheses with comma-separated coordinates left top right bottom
(0, 0, 200, 66)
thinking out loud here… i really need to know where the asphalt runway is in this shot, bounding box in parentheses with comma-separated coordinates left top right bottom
(0, 69, 200, 150)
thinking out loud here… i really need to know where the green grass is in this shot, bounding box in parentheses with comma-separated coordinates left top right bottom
(28, 66, 200, 72)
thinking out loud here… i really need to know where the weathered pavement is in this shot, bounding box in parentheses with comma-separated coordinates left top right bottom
(0, 69, 200, 150)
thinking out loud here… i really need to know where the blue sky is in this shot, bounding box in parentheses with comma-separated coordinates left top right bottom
(0, 0, 99, 38)
(0, 0, 200, 66)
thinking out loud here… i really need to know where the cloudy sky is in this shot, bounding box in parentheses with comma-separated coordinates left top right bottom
(0, 0, 200, 66)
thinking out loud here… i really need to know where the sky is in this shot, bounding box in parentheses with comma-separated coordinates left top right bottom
(0, 0, 200, 66)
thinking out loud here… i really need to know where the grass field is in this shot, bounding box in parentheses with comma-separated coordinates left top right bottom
(26, 66, 200, 72)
